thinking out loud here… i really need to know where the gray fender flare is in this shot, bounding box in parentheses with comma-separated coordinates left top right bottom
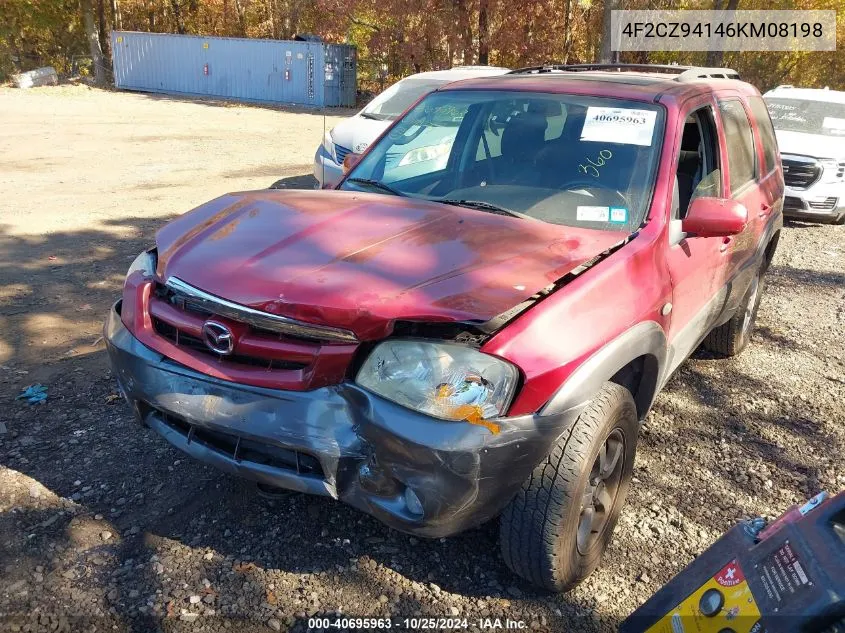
(539, 321, 668, 420)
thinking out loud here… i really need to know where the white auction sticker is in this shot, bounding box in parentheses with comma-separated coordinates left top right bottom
(581, 107, 657, 146)
(577, 206, 610, 222)
(823, 117, 845, 131)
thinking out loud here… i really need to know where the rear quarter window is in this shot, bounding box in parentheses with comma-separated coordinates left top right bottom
(748, 96, 779, 175)
(719, 99, 758, 194)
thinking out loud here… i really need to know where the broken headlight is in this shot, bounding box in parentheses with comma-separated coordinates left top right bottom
(126, 249, 157, 279)
(356, 340, 518, 431)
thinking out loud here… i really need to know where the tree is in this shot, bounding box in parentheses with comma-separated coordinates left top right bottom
(705, 0, 739, 68)
(599, 0, 617, 63)
(80, 0, 106, 84)
(478, 0, 489, 65)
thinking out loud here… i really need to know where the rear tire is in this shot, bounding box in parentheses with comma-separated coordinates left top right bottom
(499, 382, 638, 591)
(703, 267, 765, 357)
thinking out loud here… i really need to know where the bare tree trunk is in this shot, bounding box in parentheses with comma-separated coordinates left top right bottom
(110, 0, 122, 30)
(147, 0, 156, 31)
(705, 0, 739, 66)
(478, 0, 489, 65)
(562, 0, 573, 63)
(81, 0, 107, 85)
(267, 0, 278, 38)
(233, 0, 247, 36)
(97, 0, 110, 65)
(170, 0, 186, 33)
(599, 0, 617, 63)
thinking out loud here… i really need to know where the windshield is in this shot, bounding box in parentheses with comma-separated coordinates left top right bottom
(361, 78, 447, 121)
(765, 97, 845, 136)
(343, 90, 664, 232)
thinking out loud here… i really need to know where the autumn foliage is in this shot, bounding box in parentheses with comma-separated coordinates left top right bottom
(2, 0, 843, 91)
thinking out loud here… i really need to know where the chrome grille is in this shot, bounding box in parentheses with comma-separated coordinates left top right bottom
(782, 155, 822, 190)
(164, 277, 357, 343)
(808, 197, 838, 211)
(334, 144, 352, 164)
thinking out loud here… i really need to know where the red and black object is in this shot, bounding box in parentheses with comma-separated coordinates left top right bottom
(621, 491, 845, 633)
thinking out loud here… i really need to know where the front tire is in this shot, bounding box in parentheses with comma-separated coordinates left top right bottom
(499, 382, 638, 591)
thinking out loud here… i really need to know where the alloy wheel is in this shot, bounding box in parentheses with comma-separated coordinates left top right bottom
(577, 428, 626, 555)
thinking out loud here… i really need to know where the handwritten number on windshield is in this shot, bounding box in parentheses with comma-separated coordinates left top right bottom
(578, 149, 613, 178)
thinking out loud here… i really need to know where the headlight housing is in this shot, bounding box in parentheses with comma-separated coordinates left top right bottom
(820, 159, 844, 183)
(127, 249, 156, 279)
(398, 139, 453, 167)
(323, 130, 336, 162)
(356, 340, 518, 431)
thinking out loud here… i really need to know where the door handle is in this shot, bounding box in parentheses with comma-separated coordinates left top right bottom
(759, 203, 772, 218)
(720, 237, 732, 253)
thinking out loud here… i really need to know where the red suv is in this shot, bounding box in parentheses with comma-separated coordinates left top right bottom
(106, 64, 784, 591)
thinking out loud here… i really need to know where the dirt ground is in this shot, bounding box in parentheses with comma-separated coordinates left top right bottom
(1, 85, 843, 633)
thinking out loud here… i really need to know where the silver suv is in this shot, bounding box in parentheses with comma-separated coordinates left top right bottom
(764, 86, 845, 225)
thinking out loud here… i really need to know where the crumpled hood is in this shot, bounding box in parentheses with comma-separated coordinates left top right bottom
(775, 130, 845, 161)
(156, 190, 627, 340)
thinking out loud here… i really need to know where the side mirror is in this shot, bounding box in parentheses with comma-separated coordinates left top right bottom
(342, 152, 361, 174)
(682, 197, 748, 238)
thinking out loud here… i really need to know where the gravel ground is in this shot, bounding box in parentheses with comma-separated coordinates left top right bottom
(1, 85, 843, 633)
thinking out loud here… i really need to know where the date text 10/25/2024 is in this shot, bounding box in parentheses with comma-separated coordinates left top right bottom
(307, 617, 530, 629)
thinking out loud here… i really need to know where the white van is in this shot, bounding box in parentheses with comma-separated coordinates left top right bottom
(314, 67, 509, 187)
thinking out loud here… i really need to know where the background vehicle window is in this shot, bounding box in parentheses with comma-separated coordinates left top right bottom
(748, 96, 779, 174)
(361, 78, 445, 121)
(765, 97, 845, 136)
(719, 99, 757, 195)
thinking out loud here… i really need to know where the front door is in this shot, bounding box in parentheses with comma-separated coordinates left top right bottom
(664, 98, 732, 372)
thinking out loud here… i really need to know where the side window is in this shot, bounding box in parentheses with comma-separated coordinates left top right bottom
(719, 99, 757, 194)
(674, 106, 721, 219)
(748, 96, 779, 174)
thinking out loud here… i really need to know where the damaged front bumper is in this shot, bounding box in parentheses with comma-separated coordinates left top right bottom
(104, 302, 579, 537)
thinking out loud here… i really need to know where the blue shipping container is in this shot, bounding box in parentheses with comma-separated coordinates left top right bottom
(111, 31, 357, 107)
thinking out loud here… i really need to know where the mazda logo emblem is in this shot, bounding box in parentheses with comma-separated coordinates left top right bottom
(201, 321, 234, 355)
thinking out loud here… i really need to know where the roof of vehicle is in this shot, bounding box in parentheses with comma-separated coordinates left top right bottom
(397, 66, 509, 83)
(764, 86, 845, 104)
(439, 64, 758, 103)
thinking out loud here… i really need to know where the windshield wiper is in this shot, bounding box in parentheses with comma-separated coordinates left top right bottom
(346, 178, 405, 197)
(438, 199, 527, 219)
(359, 112, 382, 120)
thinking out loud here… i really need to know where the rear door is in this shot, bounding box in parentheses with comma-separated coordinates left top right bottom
(747, 95, 785, 233)
(715, 96, 768, 303)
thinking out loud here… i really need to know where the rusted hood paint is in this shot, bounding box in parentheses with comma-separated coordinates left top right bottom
(156, 190, 626, 340)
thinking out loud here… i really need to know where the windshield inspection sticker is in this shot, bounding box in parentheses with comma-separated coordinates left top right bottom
(610, 207, 628, 223)
(577, 206, 610, 222)
(581, 107, 657, 146)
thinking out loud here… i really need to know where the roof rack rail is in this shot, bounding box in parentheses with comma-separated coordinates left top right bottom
(508, 63, 740, 82)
